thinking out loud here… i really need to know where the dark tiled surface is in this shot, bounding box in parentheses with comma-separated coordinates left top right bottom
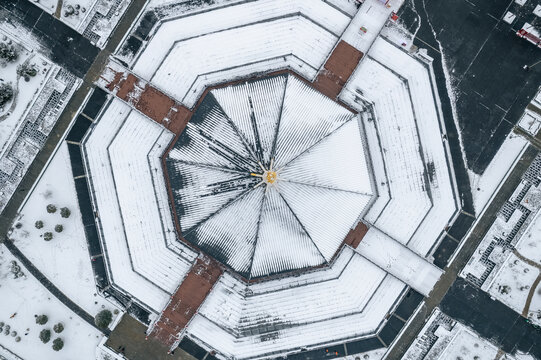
(433, 235, 459, 269)
(83, 87, 109, 119)
(66, 114, 93, 143)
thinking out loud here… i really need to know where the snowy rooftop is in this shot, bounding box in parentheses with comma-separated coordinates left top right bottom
(77, 0, 462, 357)
(166, 74, 373, 278)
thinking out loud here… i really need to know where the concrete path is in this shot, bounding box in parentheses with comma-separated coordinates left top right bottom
(355, 227, 443, 297)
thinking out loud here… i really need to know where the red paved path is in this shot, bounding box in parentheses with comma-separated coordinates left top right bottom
(344, 221, 369, 249)
(100, 64, 192, 135)
(314, 40, 364, 100)
(149, 256, 222, 348)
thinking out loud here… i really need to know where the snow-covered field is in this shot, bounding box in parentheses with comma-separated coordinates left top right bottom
(337, 348, 386, 360)
(9, 143, 115, 317)
(487, 252, 539, 317)
(488, 209, 541, 324)
(0, 245, 104, 360)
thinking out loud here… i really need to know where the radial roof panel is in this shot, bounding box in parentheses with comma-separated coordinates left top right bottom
(250, 187, 326, 277)
(273, 75, 355, 168)
(166, 74, 374, 278)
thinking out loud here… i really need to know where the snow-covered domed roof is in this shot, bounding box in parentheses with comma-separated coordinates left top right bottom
(166, 74, 374, 278)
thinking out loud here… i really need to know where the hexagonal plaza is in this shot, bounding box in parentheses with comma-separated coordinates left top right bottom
(165, 74, 374, 278)
(78, 0, 461, 358)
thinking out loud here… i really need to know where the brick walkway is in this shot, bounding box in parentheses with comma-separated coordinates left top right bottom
(314, 40, 364, 99)
(149, 256, 223, 348)
(98, 61, 192, 134)
(344, 221, 369, 249)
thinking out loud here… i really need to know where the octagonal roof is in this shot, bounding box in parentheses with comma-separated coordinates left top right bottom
(166, 74, 374, 278)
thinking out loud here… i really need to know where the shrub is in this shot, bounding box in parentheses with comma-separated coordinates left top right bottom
(46, 204, 57, 213)
(39, 329, 50, 343)
(54, 224, 63, 233)
(52, 337, 64, 351)
(43, 232, 53, 241)
(94, 310, 112, 329)
(16, 63, 37, 79)
(36, 314, 48, 325)
(35, 220, 44, 229)
(53, 322, 64, 333)
(60, 207, 71, 218)
(0, 82, 13, 108)
(0, 42, 18, 62)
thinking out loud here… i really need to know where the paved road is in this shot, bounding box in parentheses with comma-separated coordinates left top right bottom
(386, 145, 540, 359)
(0, 0, 148, 334)
(440, 277, 541, 358)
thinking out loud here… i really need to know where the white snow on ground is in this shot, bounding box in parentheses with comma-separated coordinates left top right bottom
(461, 206, 526, 287)
(0, 245, 105, 360)
(502, 209, 541, 325)
(83, 99, 195, 312)
(131, 0, 350, 107)
(404, 309, 525, 360)
(487, 252, 539, 316)
(58, 0, 102, 30)
(470, 132, 528, 215)
(463, 180, 541, 326)
(436, 326, 499, 360)
(516, 211, 541, 264)
(189, 248, 407, 359)
(518, 110, 541, 136)
(356, 228, 443, 296)
(0, 39, 51, 153)
(341, 37, 457, 257)
(10, 143, 113, 316)
(0, 28, 80, 214)
(337, 348, 386, 360)
(33, 0, 58, 13)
